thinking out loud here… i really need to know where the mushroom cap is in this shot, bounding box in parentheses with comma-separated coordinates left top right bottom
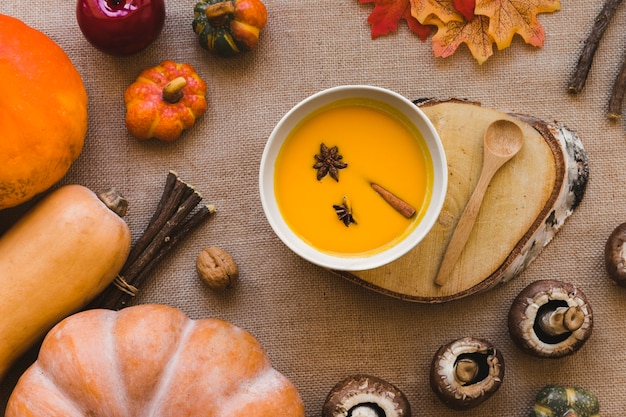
(429, 337, 504, 410)
(322, 374, 411, 417)
(605, 222, 626, 286)
(508, 279, 593, 358)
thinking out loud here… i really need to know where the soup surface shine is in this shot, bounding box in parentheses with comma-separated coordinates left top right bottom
(274, 98, 433, 256)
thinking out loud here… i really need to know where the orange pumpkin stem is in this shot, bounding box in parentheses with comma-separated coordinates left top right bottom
(205, 1, 235, 26)
(162, 76, 187, 104)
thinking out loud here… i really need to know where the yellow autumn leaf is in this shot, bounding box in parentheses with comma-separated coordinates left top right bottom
(411, 0, 463, 24)
(475, 0, 561, 50)
(409, 0, 560, 63)
(429, 14, 494, 64)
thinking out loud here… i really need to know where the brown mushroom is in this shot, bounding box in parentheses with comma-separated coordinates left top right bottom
(322, 374, 411, 417)
(429, 337, 504, 410)
(605, 222, 626, 286)
(508, 279, 592, 358)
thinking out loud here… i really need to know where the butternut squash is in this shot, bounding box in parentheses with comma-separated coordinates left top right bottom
(0, 184, 131, 380)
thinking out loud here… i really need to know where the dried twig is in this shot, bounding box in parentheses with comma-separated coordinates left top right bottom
(608, 52, 626, 120)
(123, 172, 185, 267)
(89, 171, 216, 310)
(567, 0, 624, 94)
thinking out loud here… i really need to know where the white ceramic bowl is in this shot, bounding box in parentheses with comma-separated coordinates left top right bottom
(259, 85, 447, 271)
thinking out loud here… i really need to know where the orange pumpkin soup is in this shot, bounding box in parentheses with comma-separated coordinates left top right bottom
(274, 98, 433, 256)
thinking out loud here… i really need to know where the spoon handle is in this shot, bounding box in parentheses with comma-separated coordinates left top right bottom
(434, 161, 502, 287)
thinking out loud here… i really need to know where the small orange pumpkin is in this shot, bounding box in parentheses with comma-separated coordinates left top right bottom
(124, 60, 208, 142)
(0, 14, 88, 210)
(7, 304, 306, 417)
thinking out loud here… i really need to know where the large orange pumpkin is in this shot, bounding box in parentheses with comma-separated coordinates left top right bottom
(6, 304, 306, 416)
(0, 14, 87, 210)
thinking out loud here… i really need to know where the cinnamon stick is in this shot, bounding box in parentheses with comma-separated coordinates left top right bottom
(568, 0, 624, 94)
(370, 183, 416, 219)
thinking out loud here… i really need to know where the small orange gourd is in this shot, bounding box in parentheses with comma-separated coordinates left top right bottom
(0, 185, 131, 381)
(0, 14, 88, 210)
(7, 304, 306, 417)
(124, 60, 208, 142)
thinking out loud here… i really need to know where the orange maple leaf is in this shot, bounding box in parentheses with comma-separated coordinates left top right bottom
(429, 14, 495, 64)
(410, 0, 560, 63)
(411, 0, 463, 25)
(475, 0, 561, 50)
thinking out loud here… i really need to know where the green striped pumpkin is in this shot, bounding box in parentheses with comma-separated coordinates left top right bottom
(530, 385, 599, 417)
(192, 0, 267, 57)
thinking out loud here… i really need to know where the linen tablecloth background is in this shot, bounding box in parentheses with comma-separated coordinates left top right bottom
(0, 1, 623, 415)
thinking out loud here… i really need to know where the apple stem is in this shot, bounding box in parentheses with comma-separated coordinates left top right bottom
(205, 1, 235, 26)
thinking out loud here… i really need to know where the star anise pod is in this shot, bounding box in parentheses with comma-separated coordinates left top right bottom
(313, 143, 347, 181)
(333, 196, 356, 227)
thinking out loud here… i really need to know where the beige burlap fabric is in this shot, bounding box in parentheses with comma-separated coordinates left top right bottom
(0, 1, 624, 415)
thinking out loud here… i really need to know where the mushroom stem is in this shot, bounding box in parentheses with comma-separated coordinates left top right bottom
(538, 306, 585, 336)
(351, 405, 383, 417)
(429, 337, 504, 410)
(455, 358, 479, 384)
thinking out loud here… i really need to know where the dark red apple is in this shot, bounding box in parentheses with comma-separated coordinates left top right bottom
(76, 0, 166, 56)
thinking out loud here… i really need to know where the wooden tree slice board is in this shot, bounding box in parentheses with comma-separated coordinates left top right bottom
(333, 99, 589, 303)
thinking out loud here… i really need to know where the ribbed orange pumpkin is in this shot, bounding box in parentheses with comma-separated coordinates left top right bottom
(6, 304, 306, 417)
(0, 14, 88, 210)
(124, 60, 207, 142)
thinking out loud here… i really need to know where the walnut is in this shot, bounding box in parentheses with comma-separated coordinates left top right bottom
(196, 247, 238, 291)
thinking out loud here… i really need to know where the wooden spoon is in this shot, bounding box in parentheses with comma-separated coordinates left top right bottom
(435, 119, 524, 287)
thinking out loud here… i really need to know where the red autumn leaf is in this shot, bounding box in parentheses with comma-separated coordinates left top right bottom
(454, 0, 476, 21)
(403, 6, 433, 39)
(359, 0, 432, 41)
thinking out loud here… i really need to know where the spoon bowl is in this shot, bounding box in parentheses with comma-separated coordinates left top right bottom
(485, 119, 525, 158)
(434, 119, 524, 287)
